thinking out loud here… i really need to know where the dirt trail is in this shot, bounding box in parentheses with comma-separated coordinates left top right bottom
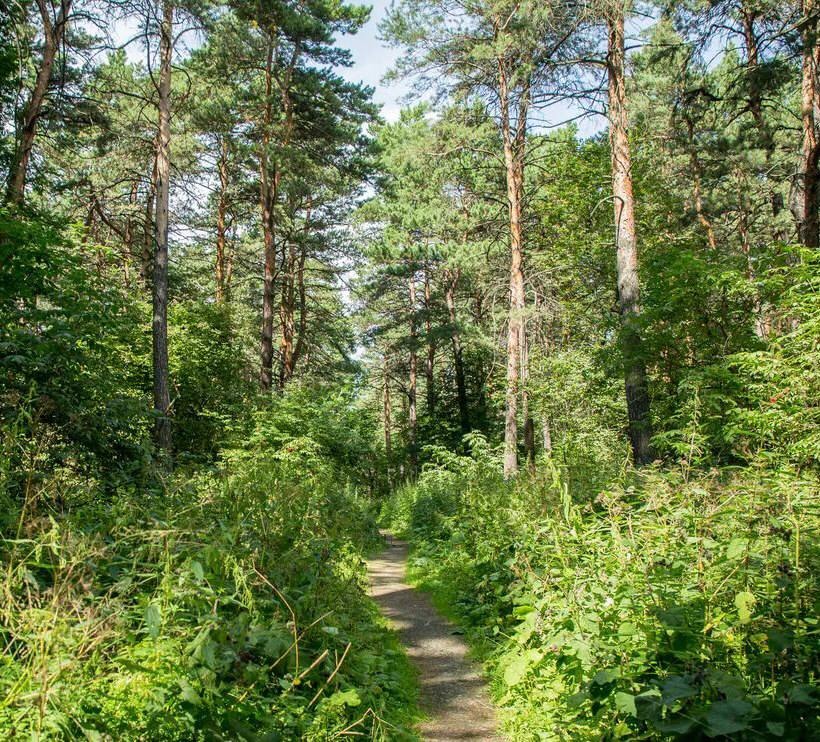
(367, 533, 501, 741)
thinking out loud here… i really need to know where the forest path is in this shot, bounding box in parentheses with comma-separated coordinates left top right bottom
(367, 533, 501, 741)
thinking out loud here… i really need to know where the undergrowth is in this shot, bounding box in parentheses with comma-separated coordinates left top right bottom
(382, 439, 820, 740)
(1, 423, 419, 740)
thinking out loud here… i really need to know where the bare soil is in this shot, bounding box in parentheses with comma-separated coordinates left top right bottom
(367, 534, 501, 741)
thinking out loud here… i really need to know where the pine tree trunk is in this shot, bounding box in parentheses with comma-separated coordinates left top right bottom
(259, 43, 276, 391)
(607, 4, 652, 465)
(383, 359, 393, 484)
(684, 118, 717, 250)
(408, 269, 418, 475)
(6, 0, 72, 203)
(791, 0, 820, 247)
(152, 0, 173, 457)
(498, 63, 529, 478)
(521, 320, 535, 471)
(424, 268, 435, 414)
(542, 417, 552, 453)
(445, 268, 469, 433)
(291, 239, 308, 373)
(141, 154, 157, 286)
(215, 138, 229, 302)
(278, 239, 296, 386)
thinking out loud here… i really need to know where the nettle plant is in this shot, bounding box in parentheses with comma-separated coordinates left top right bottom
(387, 449, 819, 740)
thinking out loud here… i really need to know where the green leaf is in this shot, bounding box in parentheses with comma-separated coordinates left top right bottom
(592, 668, 619, 685)
(615, 692, 637, 717)
(704, 699, 752, 736)
(503, 649, 542, 686)
(617, 621, 638, 638)
(327, 689, 361, 707)
(726, 538, 748, 560)
(766, 721, 785, 737)
(766, 629, 793, 654)
(145, 603, 162, 638)
(635, 689, 663, 721)
(190, 560, 204, 581)
(178, 679, 201, 705)
(734, 591, 755, 624)
(661, 676, 697, 704)
(654, 716, 696, 734)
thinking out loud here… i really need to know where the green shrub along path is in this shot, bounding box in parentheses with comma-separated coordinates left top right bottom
(382, 445, 819, 740)
(368, 532, 500, 741)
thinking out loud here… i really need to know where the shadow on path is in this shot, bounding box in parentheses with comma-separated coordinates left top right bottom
(367, 533, 501, 742)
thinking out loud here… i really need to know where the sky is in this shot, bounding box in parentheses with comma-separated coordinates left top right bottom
(336, 0, 409, 123)
(335, 0, 606, 136)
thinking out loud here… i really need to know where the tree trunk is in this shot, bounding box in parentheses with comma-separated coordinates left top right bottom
(215, 138, 229, 302)
(542, 417, 552, 454)
(383, 358, 392, 484)
(521, 319, 535, 471)
(498, 61, 529, 478)
(141, 154, 157, 286)
(152, 0, 173, 457)
(607, 4, 652, 465)
(291, 239, 308, 373)
(278, 238, 296, 386)
(259, 43, 276, 391)
(424, 267, 435, 414)
(408, 268, 418, 475)
(444, 268, 469, 434)
(684, 118, 717, 250)
(224, 225, 234, 301)
(6, 0, 72, 203)
(791, 0, 820, 247)
(124, 179, 138, 268)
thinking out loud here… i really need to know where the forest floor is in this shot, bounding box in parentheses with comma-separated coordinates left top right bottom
(367, 533, 501, 741)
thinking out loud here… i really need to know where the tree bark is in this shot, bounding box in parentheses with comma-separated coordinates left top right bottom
(215, 137, 229, 302)
(444, 267, 469, 434)
(152, 0, 173, 457)
(521, 319, 535, 471)
(291, 238, 308, 374)
(383, 358, 393, 484)
(259, 42, 276, 391)
(791, 0, 820, 247)
(424, 267, 435, 415)
(268, 44, 300, 389)
(684, 118, 717, 250)
(141, 153, 157, 285)
(498, 61, 530, 478)
(278, 237, 296, 387)
(408, 268, 418, 475)
(6, 0, 72, 203)
(542, 417, 552, 453)
(607, 4, 652, 465)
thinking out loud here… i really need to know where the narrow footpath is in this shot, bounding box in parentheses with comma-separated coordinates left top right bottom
(367, 534, 501, 741)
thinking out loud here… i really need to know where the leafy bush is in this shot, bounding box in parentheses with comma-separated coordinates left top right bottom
(384, 453, 819, 740)
(0, 208, 152, 492)
(1, 424, 418, 740)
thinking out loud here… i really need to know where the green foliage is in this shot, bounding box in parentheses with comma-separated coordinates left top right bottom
(384, 453, 820, 739)
(168, 300, 252, 460)
(0, 415, 419, 740)
(0, 208, 151, 491)
(225, 382, 385, 493)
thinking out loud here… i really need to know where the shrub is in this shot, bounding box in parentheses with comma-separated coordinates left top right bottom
(384, 453, 820, 740)
(1, 425, 418, 740)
